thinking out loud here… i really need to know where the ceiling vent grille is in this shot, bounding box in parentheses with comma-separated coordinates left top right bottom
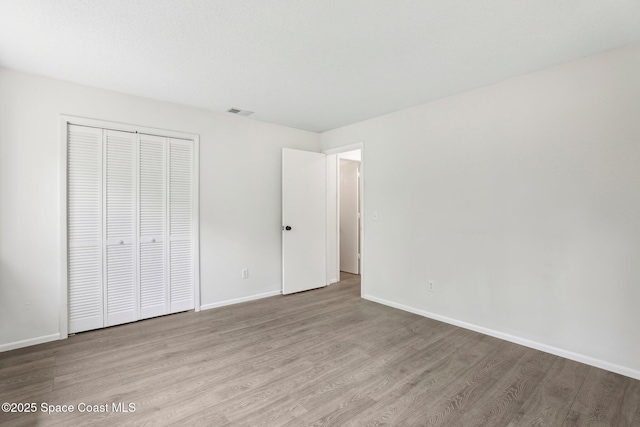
(227, 108, 254, 117)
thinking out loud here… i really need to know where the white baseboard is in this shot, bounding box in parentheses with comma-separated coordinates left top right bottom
(2, 292, 282, 352)
(328, 278, 339, 284)
(0, 333, 61, 353)
(363, 294, 640, 381)
(200, 290, 281, 311)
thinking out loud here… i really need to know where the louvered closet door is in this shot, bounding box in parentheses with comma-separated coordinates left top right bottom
(68, 125, 104, 333)
(168, 138, 194, 313)
(139, 134, 168, 319)
(105, 129, 138, 326)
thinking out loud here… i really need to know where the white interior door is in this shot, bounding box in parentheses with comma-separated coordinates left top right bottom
(168, 138, 195, 312)
(139, 134, 167, 319)
(104, 129, 138, 327)
(282, 148, 326, 294)
(67, 124, 104, 333)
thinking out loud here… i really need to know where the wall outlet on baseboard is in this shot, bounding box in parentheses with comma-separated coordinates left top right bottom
(241, 268, 249, 279)
(428, 280, 435, 292)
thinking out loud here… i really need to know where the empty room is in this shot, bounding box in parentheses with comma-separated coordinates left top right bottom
(1, 1, 639, 426)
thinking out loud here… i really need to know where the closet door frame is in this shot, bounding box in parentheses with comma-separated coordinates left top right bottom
(60, 115, 200, 339)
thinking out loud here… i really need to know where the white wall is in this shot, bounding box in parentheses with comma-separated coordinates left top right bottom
(321, 44, 640, 378)
(0, 68, 320, 350)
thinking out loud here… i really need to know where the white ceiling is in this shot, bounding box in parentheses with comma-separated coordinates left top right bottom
(2, 1, 640, 133)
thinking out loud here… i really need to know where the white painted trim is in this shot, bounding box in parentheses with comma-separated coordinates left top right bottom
(59, 115, 198, 140)
(336, 158, 341, 280)
(192, 136, 201, 312)
(200, 290, 281, 311)
(0, 334, 61, 353)
(364, 294, 640, 381)
(323, 143, 364, 156)
(59, 117, 69, 340)
(322, 142, 365, 298)
(328, 279, 340, 285)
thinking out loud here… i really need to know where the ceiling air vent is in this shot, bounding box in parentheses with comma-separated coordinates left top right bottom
(227, 108, 254, 117)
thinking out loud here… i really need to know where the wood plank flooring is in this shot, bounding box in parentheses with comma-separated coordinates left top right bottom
(1, 273, 638, 426)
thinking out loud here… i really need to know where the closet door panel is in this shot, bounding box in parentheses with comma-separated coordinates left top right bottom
(68, 125, 104, 333)
(105, 129, 137, 326)
(169, 139, 194, 313)
(170, 240, 193, 312)
(139, 134, 167, 319)
(106, 244, 136, 325)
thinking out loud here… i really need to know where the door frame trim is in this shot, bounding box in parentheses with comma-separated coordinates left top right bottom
(323, 142, 365, 298)
(59, 115, 200, 339)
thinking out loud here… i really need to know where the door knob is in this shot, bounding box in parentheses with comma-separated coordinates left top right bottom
(119, 240, 124, 245)
(151, 238, 156, 243)
(285, 226, 292, 231)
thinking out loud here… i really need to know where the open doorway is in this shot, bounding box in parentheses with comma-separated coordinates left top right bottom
(324, 144, 364, 297)
(339, 152, 361, 275)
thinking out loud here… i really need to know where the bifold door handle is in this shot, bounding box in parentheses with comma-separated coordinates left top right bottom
(119, 240, 124, 245)
(285, 226, 292, 231)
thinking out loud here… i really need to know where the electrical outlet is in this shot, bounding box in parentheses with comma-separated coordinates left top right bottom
(428, 280, 435, 292)
(241, 268, 249, 279)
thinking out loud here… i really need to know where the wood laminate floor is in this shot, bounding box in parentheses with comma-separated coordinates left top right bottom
(1, 273, 639, 426)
